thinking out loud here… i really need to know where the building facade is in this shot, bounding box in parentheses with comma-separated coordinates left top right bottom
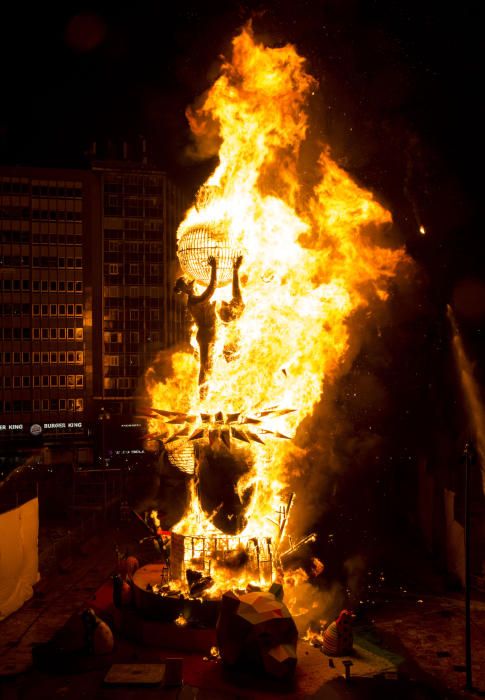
(0, 161, 187, 469)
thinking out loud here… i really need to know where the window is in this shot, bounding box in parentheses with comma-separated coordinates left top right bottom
(58, 304, 66, 315)
(13, 376, 21, 388)
(105, 355, 119, 366)
(50, 281, 57, 291)
(68, 399, 75, 411)
(75, 328, 83, 341)
(129, 331, 139, 343)
(67, 328, 74, 340)
(33, 352, 40, 363)
(13, 352, 21, 364)
(75, 351, 83, 364)
(109, 263, 119, 275)
(67, 351, 75, 363)
(41, 281, 48, 292)
(50, 304, 57, 315)
(58, 281, 66, 292)
(76, 375, 84, 387)
(33, 399, 41, 410)
(32, 304, 40, 315)
(22, 376, 30, 387)
(42, 376, 49, 387)
(129, 264, 139, 275)
(50, 328, 57, 339)
(67, 375, 75, 388)
(42, 399, 49, 410)
(75, 304, 82, 316)
(50, 352, 57, 363)
(59, 352, 66, 363)
(42, 328, 49, 340)
(50, 376, 58, 387)
(22, 352, 30, 363)
(67, 281, 74, 292)
(75, 281, 82, 292)
(67, 304, 74, 316)
(129, 309, 139, 321)
(41, 352, 49, 363)
(59, 399, 66, 410)
(59, 375, 66, 386)
(33, 328, 40, 339)
(32, 281, 40, 291)
(75, 258, 82, 268)
(150, 309, 160, 321)
(41, 304, 48, 315)
(33, 377, 40, 387)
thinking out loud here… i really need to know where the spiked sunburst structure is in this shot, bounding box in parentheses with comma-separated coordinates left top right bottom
(140, 406, 295, 450)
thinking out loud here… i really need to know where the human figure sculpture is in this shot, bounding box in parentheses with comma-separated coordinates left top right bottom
(174, 255, 244, 398)
(174, 256, 218, 399)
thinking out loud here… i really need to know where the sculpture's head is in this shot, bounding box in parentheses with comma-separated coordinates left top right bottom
(174, 277, 195, 296)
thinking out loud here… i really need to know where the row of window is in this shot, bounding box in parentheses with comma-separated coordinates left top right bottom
(0, 279, 82, 292)
(32, 210, 82, 222)
(104, 377, 137, 389)
(104, 309, 159, 322)
(32, 303, 83, 316)
(105, 355, 139, 367)
(0, 182, 82, 197)
(2, 375, 84, 388)
(0, 231, 30, 244)
(106, 263, 162, 276)
(32, 233, 82, 244)
(0, 327, 83, 341)
(0, 398, 84, 413)
(0, 256, 82, 268)
(0, 351, 84, 364)
(107, 241, 163, 253)
(104, 286, 163, 298)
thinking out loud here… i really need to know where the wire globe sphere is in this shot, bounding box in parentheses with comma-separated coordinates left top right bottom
(177, 223, 241, 287)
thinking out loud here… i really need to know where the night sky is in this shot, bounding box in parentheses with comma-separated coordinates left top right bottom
(1, 1, 483, 572)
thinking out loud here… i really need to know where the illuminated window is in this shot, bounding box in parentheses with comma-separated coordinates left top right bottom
(75, 398, 83, 412)
(76, 375, 84, 387)
(67, 375, 75, 388)
(75, 351, 83, 364)
(75, 328, 83, 340)
(109, 263, 120, 275)
(68, 399, 75, 411)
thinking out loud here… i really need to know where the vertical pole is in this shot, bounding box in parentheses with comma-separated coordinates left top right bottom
(464, 442, 473, 691)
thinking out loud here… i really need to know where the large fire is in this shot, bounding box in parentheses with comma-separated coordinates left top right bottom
(144, 26, 405, 599)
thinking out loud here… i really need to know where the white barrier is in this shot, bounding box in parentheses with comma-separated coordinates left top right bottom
(0, 498, 39, 620)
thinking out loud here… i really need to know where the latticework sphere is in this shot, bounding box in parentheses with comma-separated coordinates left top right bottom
(166, 442, 195, 475)
(177, 223, 240, 287)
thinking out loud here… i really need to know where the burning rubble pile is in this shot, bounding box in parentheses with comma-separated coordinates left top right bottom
(140, 23, 405, 651)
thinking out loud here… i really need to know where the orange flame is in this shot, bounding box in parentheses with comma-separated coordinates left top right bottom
(146, 26, 406, 594)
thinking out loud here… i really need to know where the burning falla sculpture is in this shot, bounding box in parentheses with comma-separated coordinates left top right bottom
(141, 184, 298, 601)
